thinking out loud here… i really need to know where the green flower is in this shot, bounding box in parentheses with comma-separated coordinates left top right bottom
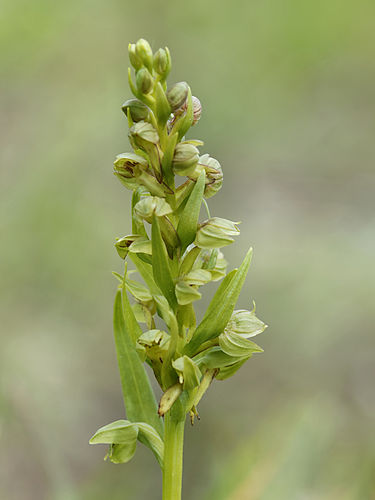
(195, 217, 240, 248)
(172, 143, 199, 176)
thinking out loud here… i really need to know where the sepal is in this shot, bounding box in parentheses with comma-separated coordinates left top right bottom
(121, 99, 150, 122)
(172, 355, 202, 391)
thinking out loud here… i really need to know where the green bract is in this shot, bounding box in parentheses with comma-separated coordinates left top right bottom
(91, 38, 268, 500)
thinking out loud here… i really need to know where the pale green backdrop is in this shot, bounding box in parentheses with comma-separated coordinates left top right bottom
(1, 0, 374, 498)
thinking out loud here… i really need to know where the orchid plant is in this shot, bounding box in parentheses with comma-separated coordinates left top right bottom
(90, 39, 267, 500)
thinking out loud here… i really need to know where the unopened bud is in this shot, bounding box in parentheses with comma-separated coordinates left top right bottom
(167, 82, 189, 111)
(192, 96, 202, 125)
(136, 67, 153, 94)
(195, 217, 240, 249)
(129, 121, 159, 151)
(153, 48, 168, 76)
(172, 143, 199, 176)
(135, 38, 153, 71)
(191, 154, 223, 198)
(177, 95, 202, 125)
(134, 196, 172, 222)
(121, 99, 149, 122)
(128, 43, 142, 70)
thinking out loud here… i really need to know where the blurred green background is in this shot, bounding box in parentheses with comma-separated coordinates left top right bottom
(1, 0, 374, 498)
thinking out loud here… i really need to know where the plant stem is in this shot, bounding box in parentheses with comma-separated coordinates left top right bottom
(162, 400, 185, 500)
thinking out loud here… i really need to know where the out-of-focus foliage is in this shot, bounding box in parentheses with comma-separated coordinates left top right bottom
(1, 0, 374, 499)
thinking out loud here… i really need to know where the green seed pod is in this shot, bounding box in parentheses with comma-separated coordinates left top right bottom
(135, 38, 153, 71)
(129, 121, 159, 151)
(121, 99, 149, 122)
(153, 48, 168, 76)
(195, 217, 240, 248)
(158, 383, 183, 416)
(134, 196, 172, 222)
(167, 81, 189, 111)
(136, 67, 154, 94)
(172, 143, 199, 176)
(128, 43, 143, 70)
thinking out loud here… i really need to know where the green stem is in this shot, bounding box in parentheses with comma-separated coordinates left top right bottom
(162, 401, 185, 500)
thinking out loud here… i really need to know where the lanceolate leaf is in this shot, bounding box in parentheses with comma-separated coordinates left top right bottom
(151, 214, 177, 309)
(130, 254, 161, 296)
(113, 291, 163, 437)
(185, 248, 253, 356)
(177, 170, 205, 251)
(121, 275, 143, 345)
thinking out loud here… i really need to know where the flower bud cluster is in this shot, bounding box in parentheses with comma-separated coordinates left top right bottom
(114, 38, 266, 415)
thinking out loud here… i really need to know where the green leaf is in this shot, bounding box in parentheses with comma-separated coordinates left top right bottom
(177, 170, 205, 251)
(161, 132, 178, 187)
(153, 295, 179, 337)
(154, 81, 171, 125)
(113, 291, 163, 437)
(125, 278, 153, 303)
(185, 248, 253, 356)
(130, 254, 161, 296)
(151, 214, 177, 309)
